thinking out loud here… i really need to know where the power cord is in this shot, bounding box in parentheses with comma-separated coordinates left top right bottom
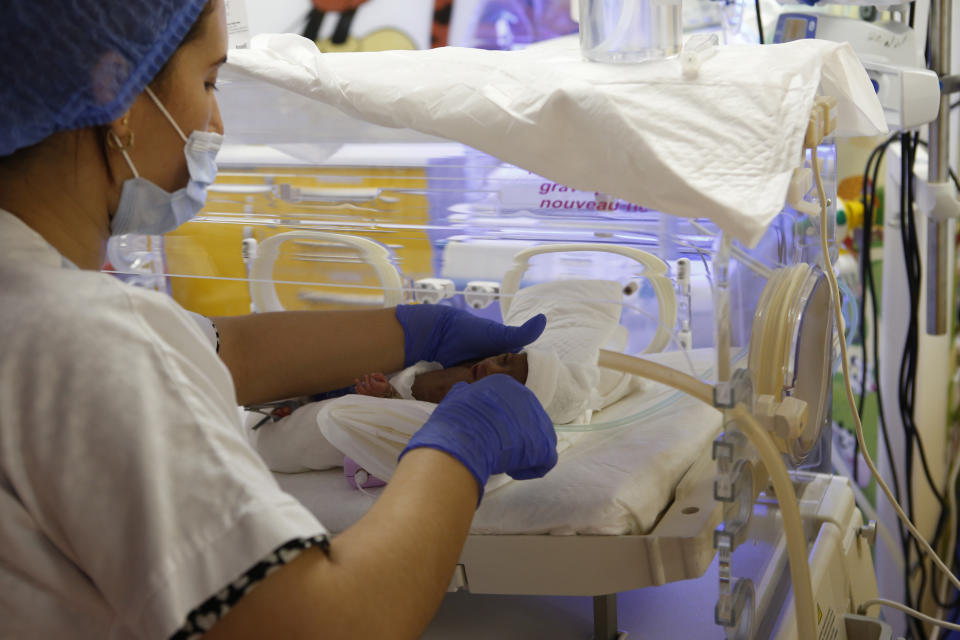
(856, 134, 899, 499)
(754, 0, 764, 44)
(860, 598, 960, 633)
(811, 139, 960, 617)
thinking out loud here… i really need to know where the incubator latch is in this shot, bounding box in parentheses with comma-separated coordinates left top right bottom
(414, 278, 457, 304)
(464, 281, 501, 309)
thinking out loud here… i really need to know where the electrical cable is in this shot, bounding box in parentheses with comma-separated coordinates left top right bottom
(930, 450, 960, 639)
(811, 144, 960, 605)
(877, 133, 959, 634)
(856, 135, 899, 491)
(903, 138, 960, 616)
(840, 130, 960, 628)
(860, 599, 960, 633)
(899, 132, 923, 636)
(754, 0, 764, 44)
(855, 136, 908, 598)
(904, 136, 943, 511)
(901, 131, 938, 639)
(855, 132, 925, 636)
(857, 155, 874, 421)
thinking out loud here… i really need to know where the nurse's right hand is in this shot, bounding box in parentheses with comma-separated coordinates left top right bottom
(399, 374, 557, 503)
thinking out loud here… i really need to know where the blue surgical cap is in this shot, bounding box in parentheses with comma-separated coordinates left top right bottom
(0, 0, 208, 157)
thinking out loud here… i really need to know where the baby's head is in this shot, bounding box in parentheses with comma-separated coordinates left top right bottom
(411, 349, 589, 424)
(465, 352, 529, 385)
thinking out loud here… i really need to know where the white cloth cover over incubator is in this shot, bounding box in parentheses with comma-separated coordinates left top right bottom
(226, 34, 886, 247)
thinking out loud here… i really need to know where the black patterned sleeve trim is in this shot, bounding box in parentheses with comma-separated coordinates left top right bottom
(169, 534, 331, 640)
(210, 319, 220, 355)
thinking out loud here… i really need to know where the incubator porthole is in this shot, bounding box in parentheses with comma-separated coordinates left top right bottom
(748, 264, 834, 466)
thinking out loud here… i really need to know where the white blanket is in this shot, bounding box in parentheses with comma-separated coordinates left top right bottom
(317, 394, 583, 495)
(225, 35, 886, 247)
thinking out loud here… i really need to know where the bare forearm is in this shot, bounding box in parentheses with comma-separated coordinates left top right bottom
(204, 449, 479, 639)
(212, 309, 405, 405)
(319, 449, 478, 635)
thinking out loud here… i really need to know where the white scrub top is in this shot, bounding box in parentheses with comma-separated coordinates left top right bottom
(0, 211, 327, 639)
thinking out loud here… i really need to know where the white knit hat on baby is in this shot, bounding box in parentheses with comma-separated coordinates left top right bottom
(523, 347, 600, 425)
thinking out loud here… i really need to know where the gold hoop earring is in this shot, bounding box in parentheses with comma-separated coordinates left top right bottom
(107, 129, 135, 151)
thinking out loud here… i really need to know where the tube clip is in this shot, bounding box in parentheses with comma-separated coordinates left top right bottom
(714, 368, 753, 409)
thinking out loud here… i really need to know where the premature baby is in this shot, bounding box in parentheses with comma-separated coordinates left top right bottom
(248, 346, 615, 481)
(353, 352, 529, 403)
(350, 347, 599, 426)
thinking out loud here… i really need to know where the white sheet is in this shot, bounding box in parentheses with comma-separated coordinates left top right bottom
(276, 349, 722, 535)
(225, 34, 886, 247)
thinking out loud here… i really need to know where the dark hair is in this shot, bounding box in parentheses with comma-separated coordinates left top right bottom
(151, 0, 216, 93)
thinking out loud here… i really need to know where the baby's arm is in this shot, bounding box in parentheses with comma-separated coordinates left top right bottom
(354, 372, 403, 399)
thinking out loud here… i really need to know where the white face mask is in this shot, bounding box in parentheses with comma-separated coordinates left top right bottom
(109, 86, 222, 236)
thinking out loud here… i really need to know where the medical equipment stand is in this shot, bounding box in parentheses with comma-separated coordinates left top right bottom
(875, 1, 959, 634)
(426, 472, 881, 639)
(592, 595, 624, 640)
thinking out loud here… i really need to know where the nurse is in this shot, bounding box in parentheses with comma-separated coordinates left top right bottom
(0, 1, 557, 638)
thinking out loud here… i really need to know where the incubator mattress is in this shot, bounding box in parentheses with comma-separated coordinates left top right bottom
(275, 351, 723, 536)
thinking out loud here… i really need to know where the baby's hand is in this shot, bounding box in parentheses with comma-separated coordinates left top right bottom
(354, 373, 394, 397)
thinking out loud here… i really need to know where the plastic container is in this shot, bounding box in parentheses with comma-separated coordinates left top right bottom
(579, 0, 682, 63)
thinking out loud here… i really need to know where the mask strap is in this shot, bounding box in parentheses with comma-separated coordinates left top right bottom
(107, 131, 140, 179)
(144, 86, 189, 143)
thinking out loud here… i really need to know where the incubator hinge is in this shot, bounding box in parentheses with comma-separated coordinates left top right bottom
(753, 394, 809, 441)
(413, 278, 457, 304)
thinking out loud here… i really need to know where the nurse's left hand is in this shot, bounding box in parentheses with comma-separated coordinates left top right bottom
(395, 305, 546, 368)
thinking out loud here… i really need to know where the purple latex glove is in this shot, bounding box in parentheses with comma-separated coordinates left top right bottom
(399, 374, 558, 503)
(395, 304, 546, 368)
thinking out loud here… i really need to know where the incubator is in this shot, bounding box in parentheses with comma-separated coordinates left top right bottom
(105, 34, 891, 639)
